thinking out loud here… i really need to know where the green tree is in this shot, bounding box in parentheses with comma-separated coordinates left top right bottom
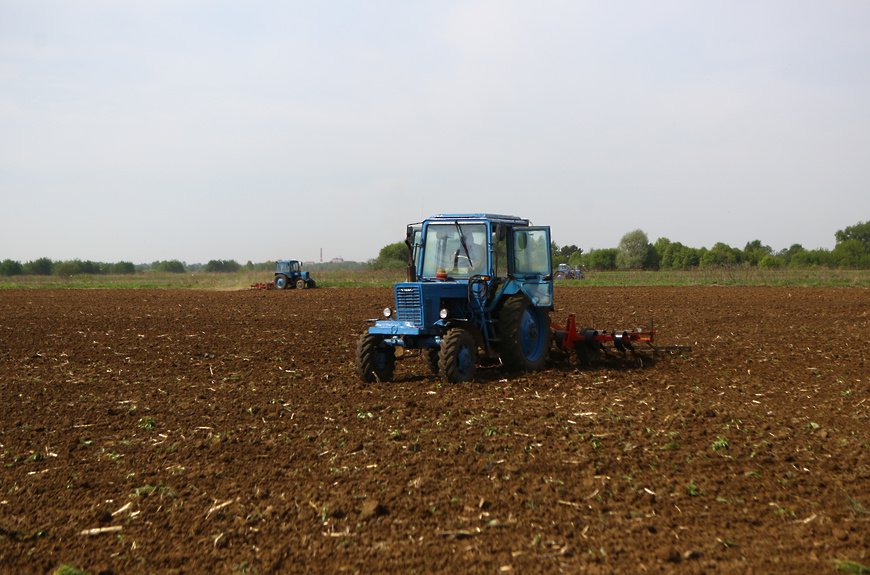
(582, 248, 618, 271)
(700, 243, 742, 267)
(204, 260, 241, 273)
(78, 260, 102, 274)
(789, 250, 818, 267)
(652, 238, 671, 268)
(24, 257, 53, 275)
(0, 259, 23, 276)
(53, 260, 81, 276)
(835, 221, 870, 248)
(562, 244, 579, 257)
(550, 242, 582, 268)
(832, 240, 869, 268)
(659, 241, 681, 269)
(616, 229, 650, 270)
(153, 260, 186, 273)
(369, 242, 408, 270)
(567, 250, 584, 266)
(777, 244, 806, 266)
(107, 261, 136, 274)
(743, 240, 773, 266)
(550, 242, 565, 267)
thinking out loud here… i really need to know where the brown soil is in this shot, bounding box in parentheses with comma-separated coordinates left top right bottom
(1, 286, 868, 574)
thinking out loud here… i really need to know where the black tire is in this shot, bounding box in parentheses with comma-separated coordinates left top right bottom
(554, 271, 566, 280)
(275, 275, 289, 290)
(295, 278, 306, 290)
(422, 347, 440, 374)
(355, 334, 395, 383)
(497, 295, 551, 371)
(438, 328, 477, 383)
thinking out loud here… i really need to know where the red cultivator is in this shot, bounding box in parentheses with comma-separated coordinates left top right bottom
(250, 282, 275, 290)
(552, 313, 690, 366)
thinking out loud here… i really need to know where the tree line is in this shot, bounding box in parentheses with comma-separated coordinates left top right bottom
(0, 258, 241, 276)
(557, 220, 870, 271)
(4, 220, 867, 277)
(0, 257, 369, 277)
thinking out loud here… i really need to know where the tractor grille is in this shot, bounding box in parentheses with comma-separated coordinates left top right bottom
(395, 285, 422, 325)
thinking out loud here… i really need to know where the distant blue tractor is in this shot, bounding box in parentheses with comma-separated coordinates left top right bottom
(274, 260, 316, 290)
(356, 214, 554, 383)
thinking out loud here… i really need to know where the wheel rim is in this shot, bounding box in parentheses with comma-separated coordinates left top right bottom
(374, 349, 388, 371)
(520, 306, 545, 361)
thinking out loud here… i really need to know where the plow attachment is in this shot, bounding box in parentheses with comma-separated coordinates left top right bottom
(250, 282, 275, 290)
(552, 313, 690, 366)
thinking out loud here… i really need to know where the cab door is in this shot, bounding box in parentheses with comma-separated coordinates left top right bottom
(510, 227, 553, 307)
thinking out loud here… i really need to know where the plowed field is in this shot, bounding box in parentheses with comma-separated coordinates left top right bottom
(1, 287, 868, 574)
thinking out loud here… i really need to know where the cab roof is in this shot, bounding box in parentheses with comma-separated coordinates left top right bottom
(427, 214, 531, 226)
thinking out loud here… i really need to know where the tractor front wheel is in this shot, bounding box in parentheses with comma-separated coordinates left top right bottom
(296, 278, 306, 289)
(356, 334, 395, 383)
(422, 347, 440, 374)
(498, 295, 551, 372)
(275, 275, 289, 290)
(438, 328, 477, 383)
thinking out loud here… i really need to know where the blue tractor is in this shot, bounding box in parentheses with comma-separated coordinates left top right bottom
(356, 214, 553, 383)
(274, 260, 315, 290)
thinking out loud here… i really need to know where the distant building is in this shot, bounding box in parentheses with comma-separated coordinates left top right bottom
(331, 257, 344, 263)
(303, 261, 316, 266)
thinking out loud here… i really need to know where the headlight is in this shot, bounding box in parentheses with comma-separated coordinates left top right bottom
(439, 308, 449, 319)
(383, 307, 392, 318)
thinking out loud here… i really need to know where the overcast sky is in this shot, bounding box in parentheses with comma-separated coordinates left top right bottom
(2, 1, 868, 265)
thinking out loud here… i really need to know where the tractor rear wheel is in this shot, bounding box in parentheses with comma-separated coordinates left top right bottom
(498, 295, 551, 371)
(438, 328, 477, 383)
(356, 334, 395, 383)
(275, 275, 289, 290)
(554, 271, 566, 280)
(296, 278, 306, 289)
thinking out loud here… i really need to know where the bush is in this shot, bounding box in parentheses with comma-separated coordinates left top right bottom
(759, 254, 782, 268)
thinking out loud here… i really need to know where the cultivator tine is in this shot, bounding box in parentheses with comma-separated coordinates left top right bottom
(612, 331, 632, 352)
